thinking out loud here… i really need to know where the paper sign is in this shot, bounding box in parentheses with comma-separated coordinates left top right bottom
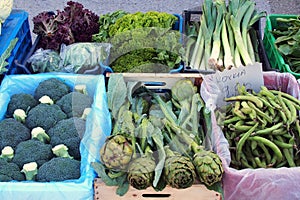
(203, 62, 264, 107)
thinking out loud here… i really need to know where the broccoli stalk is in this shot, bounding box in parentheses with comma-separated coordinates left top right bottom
(52, 144, 73, 159)
(81, 107, 91, 120)
(0, 146, 14, 162)
(39, 95, 54, 105)
(31, 127, 50, 143)
(13, 109, 27, 123)
(74, 84, 88, 95)
(21, 162, 38, 181)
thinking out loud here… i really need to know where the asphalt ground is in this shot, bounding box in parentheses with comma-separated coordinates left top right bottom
(12, 0, 300, 42)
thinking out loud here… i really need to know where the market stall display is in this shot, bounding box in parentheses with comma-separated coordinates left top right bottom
(1, 0, 300, 199)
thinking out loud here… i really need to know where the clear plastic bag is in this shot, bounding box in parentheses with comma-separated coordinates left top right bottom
(59, 42, 111, 74)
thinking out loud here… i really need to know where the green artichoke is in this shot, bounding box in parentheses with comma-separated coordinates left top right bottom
(127, 155, 156, 190)
(100, 135, 133, 170)
(163, 147, 196, 189)
(193, 147, 224, 186)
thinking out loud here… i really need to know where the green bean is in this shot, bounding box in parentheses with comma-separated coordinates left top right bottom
(267, 97, 282, 109)
(248, 136, 283, 163)
(233, 101, 247, 119)
(258, 142, 272, 164)
(295, 120, 300, 138)
(278, 109, 288, 124)
(276, 160, 288, 168)
(282, 97, 298, 124)
(273, 139, 294, 149)
(260, 86, 277, 100)
(283, 148, 296, 167)
(247, 101, 273, 124)
(236, 123, 259, 161)
(254, 157, 266, 168)
(223, 116, 241, 124)
(250, 140, 258, 151)
(252, 122, 284, 136)
(270, 90, 300, 106)
(225, 95, 264, 108)
(271, 128, 288, 135)
(249, 109, 257, 121)
(278, 92, 292, 126)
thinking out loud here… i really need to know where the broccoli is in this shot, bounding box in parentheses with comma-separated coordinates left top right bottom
(36, 157, 80, 182)
(34, 78, 71, 102)
(13, 109, 27, 123)
(25, 104, 67, 131)
(52, 144, 73, 159)
(0, 118, 31, 150)
(0, 158, 25, 182)
(48, 117, 86, 160)
(38, 95, 54, 105)
(21, 162, 38, 181)
(56, 92, 93, 118)
(6, 93, 39, 118)
(31, 127, 50, 143)
(0, 146, 14, 162)
(12, 139, 54, 169)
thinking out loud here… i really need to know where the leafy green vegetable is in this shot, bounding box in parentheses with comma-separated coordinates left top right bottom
(0, 38, 18, 74)
(272, 16, 300, 72)
(92, 10, 129, 42)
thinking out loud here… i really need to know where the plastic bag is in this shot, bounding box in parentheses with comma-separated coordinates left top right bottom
(60, 42, 111, 74)
(201, 71, 300, 200)
(27, 48, 62, 73)
(0, 73, 111, 200)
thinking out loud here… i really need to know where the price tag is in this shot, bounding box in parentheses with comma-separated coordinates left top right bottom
(203, 63, 264, 108)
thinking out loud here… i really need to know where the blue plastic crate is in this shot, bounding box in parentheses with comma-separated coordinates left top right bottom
(0, 9, 32, 75)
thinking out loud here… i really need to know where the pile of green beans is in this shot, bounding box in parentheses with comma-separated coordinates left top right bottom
(216, 84, 300, 169)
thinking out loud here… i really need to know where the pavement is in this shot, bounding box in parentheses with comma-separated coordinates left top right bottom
(12, 0, 300, 42)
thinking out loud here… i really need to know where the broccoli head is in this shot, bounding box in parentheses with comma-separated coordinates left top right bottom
(34, 78, 71, 102)
(12, 139, 54, 169)
(0, 118, 31, 150)
(6, 93, 39, 117)
(56, 92, 93, 118)
(25, 104, 67, 131)
(36, 157, 80, 182)
(48, 117, 86, 160)
(0, 158, 25, 182)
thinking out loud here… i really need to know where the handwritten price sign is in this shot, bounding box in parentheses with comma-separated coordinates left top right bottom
(203, 63, 264, 107)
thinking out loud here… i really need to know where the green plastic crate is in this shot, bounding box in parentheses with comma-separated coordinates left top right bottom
(263, 14, 300, 79)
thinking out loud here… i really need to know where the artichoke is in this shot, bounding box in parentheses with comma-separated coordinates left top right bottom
(193, 147, 224, 186)
(100, 135, 133, 170)
(127, 155, 156, 190)
(163, 147, 196, 189)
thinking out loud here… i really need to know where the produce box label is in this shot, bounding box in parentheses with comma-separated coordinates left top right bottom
(203, 63, 264, 107)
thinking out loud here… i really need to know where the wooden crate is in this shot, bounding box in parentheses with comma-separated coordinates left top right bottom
(97, 73, 221, 200)
(106, 73, 203, 89)
(94, 178, 222, 200)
